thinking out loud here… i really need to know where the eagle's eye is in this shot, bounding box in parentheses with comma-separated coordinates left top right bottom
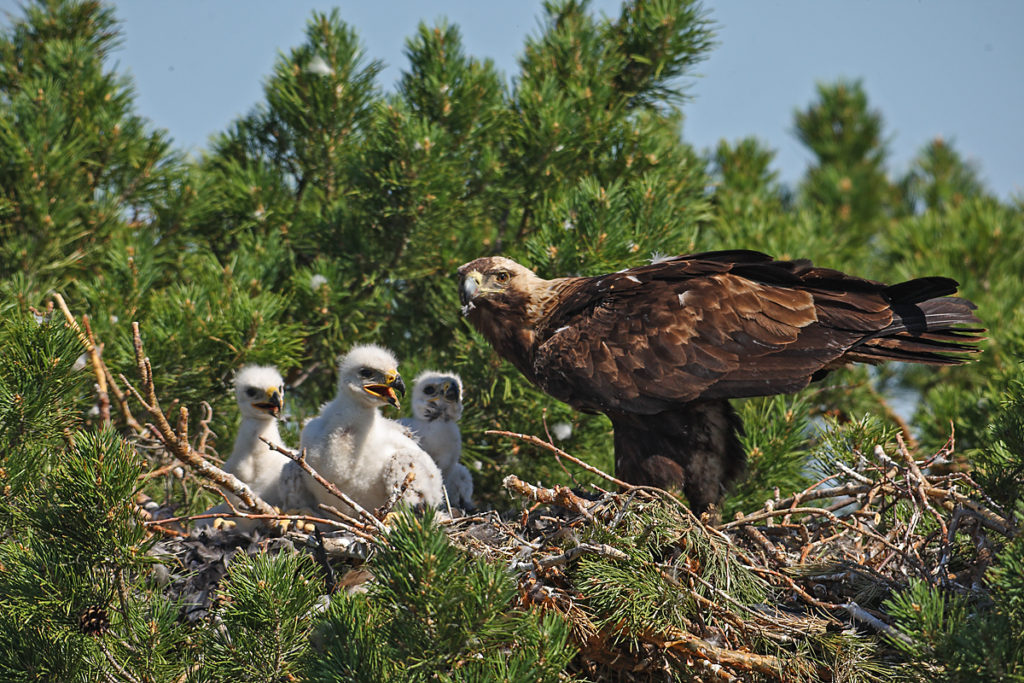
(245, 387, 258, 397)
(494, 270, 510, 284)
(358, 367, 374, 379)
(423, 385, 435, 395)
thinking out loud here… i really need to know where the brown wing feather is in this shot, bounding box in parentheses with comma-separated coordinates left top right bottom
(532, 266, 831, 414)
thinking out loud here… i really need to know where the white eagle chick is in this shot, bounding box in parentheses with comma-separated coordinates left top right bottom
(399, 371, 473, 509)
(198, 366, 290, 529)
(299, 345, 443, 516)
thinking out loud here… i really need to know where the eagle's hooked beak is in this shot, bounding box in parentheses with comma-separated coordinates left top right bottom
(460, 270, 482, 315)
(254, 387, 283, 417)
(364, 369, 405, 409)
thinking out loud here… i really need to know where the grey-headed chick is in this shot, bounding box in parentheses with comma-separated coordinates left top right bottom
(398, 371, 473, 509)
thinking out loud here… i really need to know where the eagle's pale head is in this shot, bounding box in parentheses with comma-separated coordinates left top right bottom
(457, 256, 545, 317)
(409, 370, 463, 422)
(337, 344, 406, 410)
(234, 365, 285, 419)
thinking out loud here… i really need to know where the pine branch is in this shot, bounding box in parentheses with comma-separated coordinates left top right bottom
(53, 293, 110, 424)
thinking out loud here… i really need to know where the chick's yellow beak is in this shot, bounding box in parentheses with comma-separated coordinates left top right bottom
(363, 369, 405, 408)
(254, 387, 283, 417)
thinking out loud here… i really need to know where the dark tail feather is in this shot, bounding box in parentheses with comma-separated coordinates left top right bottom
(856, 295, 984, 364)
(610, 400, 746, 515)
(884, 277, 960, 304)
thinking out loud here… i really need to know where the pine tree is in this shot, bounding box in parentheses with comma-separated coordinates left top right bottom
(2, 0, 1024, 679)
(0, 0, 186, 290)
(794, 79, 892, 244)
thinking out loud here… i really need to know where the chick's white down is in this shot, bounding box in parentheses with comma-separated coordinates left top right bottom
(197, 365, 292, 529)
(399, 371, 473, 509)
(298, 345, 443, 517)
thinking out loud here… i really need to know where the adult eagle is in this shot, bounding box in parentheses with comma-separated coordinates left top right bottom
(457, 250, 983, 514)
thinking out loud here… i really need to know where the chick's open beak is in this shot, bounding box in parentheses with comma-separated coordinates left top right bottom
(254, 387, 283, 417)
(363, 370, 405, 409)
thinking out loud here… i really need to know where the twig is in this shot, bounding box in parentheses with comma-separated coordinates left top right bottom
(510, 543, 628, 573)
(195, 401, 216, 456)
(897, 434, 949, 538)
(378, 470, 416, 520)
(287, 360, 321, 390)
(120, 323, 276, 517)
(486, 429, 633, 488)
(844, 601, 913, 645)
(97, 639, 142, 683)
(503, 474, 595, 520)
(103, 364, 145, 434)
(642, 623, 806, 681)
(316, 505, 379, 542)
(261, 437, 388, 534)
(53, 293, 110, 424)
(311, 527, 337, 594)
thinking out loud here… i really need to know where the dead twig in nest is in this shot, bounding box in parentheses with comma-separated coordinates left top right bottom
(503, 474, 596, 520)
(510, 543, 628, 573)
(260, 437, 388, 534)
(378, 471, 416, 520)
(486, 429, 633, 489)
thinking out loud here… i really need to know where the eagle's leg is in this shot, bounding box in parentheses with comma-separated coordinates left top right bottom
(610, 400, 747, 516)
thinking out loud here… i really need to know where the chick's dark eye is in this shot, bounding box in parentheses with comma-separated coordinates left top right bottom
(494, 271, 509, 284)
(358, 367, 374, 379)
(423, 385, 435, 395)
(245, 387, 258, 397)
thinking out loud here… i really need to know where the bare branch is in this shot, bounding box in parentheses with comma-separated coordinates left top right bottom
(260, 437, 388, 534)
(120, 323, 277, 517)
(486, 429, 633, 488)
(53, 293, 111, 424)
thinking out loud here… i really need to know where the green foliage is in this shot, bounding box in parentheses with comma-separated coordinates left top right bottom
(883, 579, 969, 661)
(306, 507, 576, 681)
(0, 317, 85, 464)
(726, 394, 814, 517)
(199, 552, 323, 682)
(897, 137, 987, 214)
(795, 79, 892, 237)
(0, 0, 185, 285)
(884, 532, 1024, 680)
(579, 499, 766, 639)
(1, 0, 1023, 679)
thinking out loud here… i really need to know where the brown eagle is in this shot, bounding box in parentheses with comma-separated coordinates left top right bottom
(458, 250, 983, 513)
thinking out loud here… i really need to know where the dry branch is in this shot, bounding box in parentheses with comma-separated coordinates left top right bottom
(486, 429, 633, 488)
(503, 474, 597, 520)
(53, 293, 111, 424)
(260, 437, 388, 534)
(120, 322, 277, 517)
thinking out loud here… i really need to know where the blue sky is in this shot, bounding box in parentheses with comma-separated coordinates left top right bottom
(4, 1, 1022, 198)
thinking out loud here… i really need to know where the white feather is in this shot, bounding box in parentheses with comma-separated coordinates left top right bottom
(397, 370, 473, 508)
(197, 365, 290, 530)
(297, 346, 443, 519)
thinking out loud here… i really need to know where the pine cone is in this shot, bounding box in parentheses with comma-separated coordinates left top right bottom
(78, 604, 110, 637)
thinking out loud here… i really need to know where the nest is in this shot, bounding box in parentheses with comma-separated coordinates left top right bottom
(95, 320, 1016, 680)
(135, 426, 1015, 682)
